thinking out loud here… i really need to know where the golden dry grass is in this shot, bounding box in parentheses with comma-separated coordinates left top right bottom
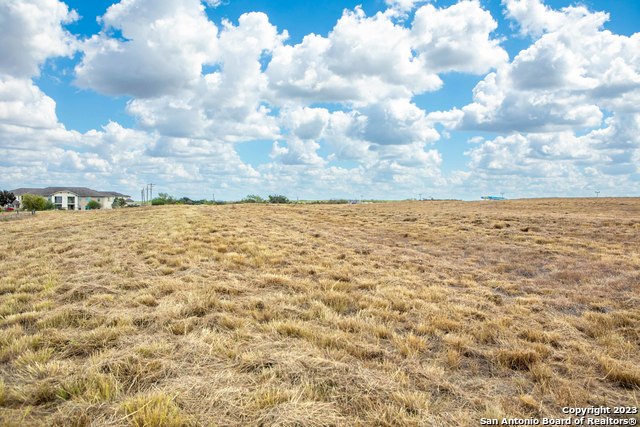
(1, 199, 639, 426)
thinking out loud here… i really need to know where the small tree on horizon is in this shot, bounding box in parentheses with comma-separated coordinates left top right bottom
(0, 190, 16, 207)
(158, 193, 176, 203)
(112, 197, 126, 208)
(21, 194, 48, 211)
(152, 193, 176, 205)
(268, 195, 289, 204)
(241, 195, 265, 203)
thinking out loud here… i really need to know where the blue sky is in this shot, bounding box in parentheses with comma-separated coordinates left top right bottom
(1, 0, 639, 200)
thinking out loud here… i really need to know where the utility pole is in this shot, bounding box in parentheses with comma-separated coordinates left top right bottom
(149, 183, 154, 202)
(595, 190, 600, 198)
(141, 188, 145, 204)
(501, 192, 505, 199)
(419, 193, 422, 201)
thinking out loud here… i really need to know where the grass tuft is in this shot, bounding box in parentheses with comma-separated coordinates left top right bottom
(599, 356, 640, 388)
(121, 393, 192, 427)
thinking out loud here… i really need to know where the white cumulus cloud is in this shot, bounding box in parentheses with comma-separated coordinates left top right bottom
(75, 0, 219, 98)
(4, 0, 638, 200)
(0, 0, 77, 78)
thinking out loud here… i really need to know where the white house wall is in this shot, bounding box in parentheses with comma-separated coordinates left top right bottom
(15, 193, 115, 210)
(78, 196, 113, 210)
(50, 191, 80, 210)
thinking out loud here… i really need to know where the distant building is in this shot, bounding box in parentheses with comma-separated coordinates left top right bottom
(11, 187, 130, 210)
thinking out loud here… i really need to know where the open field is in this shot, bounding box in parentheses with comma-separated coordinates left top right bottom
(1, 199, 639, 426)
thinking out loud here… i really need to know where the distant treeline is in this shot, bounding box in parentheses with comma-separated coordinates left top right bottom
(151, 194, 291, 205)
(151, 194, 364, 205)
(150, 193, 225, 206)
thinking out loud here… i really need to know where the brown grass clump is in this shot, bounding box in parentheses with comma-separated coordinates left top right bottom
(0, 198, 639, 425)
(495, 347, 542, 371)
(599, 356, 640, 388)
(121, 393, 192, 427)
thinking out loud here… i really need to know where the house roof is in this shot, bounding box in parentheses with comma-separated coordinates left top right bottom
(11, 187, 131, 198)
(105, 191, 130, 197)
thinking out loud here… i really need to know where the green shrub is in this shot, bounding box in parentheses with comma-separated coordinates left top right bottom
(86, 200, 102, 210)
(241, 195, 265, 203)
(21, 194, 48, 211)
(177, 197, 194, 205)
(151, 193, 175, 205)
(112, 197, 126, 208)
(268, 195, 289, 204)
(158, 193, 176, 204)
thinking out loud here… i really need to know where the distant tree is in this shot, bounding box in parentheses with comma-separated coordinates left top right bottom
(21, 194, 48, 211)
(44, 200, 54, 210)
(112, 197, 127, 208)
(86, 200, 102, 210)
(268, 195, 289, 204)
(241, 195, 265, 203)
(178, 197, 194, 205)
(159, 193, 176, 203)
(153, 193, 176, 205)
(0, 190, 16, 207)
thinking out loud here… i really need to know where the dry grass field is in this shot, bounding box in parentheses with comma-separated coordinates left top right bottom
(1, 199, 639, 426)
